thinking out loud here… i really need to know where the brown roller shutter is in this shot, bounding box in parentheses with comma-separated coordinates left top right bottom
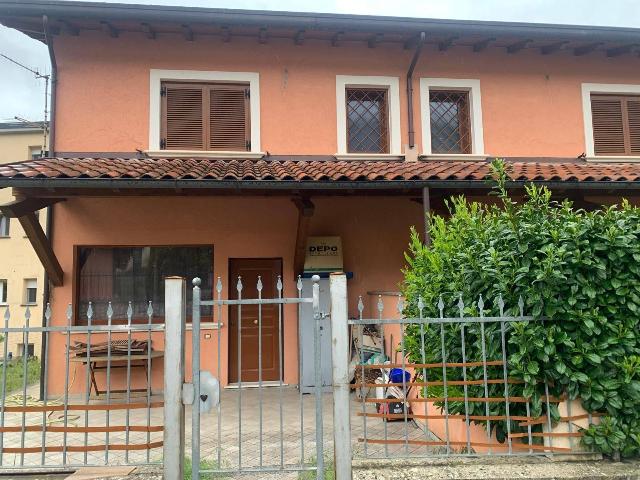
(209, 85, 250, 151)
(628, 99, 640, 155)
(591, 94, 640, 156)
(160, 82, 250, 151)
(161, 83, 205, 150)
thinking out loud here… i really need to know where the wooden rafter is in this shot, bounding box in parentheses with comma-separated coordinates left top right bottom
(182, 24, 194, 41)
(540, 41, 569, 55)
(294, 29, 305, 45)
(259, 27, 268, 44)
(607, 44, 638, 57)
(438, 36, 457, 51)
(331, 31, 344, 47)
(472, 37, 495, 52)
(292, 197, 315, 277)
(100, 21, 118, 38)
(1, 197, 63, 218)
(59, 20, 79, 36)
(574, 42, 602, 56)
(141, 22, 155, 40)
(221, 26, 231, 43)
(368, 33, 383, 48)
(506, 39, 532, 54)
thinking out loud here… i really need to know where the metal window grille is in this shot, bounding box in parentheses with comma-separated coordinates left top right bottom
(346, 88, 389, 153)
(429, 90, 472, 154)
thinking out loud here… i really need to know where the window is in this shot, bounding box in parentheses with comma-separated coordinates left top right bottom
(429, 90, 471, 154)
(160, 82, 250, 151)
(17, 343, 34, 358)
(149, 70, 261, 154)
(336, 76, 401, 156)
(420, 78, 484, 157)
(0, 280, 7, 304)
(0, 215, 9, 237)
(30, 146, 43, 160)
(77, 246, 213, 324)
(24, 279, 37, 305)
(590, 94, 640, 156)
(346, 88, 389, 153)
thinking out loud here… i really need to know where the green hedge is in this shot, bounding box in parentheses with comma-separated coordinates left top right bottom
(402, 160, 640, 457)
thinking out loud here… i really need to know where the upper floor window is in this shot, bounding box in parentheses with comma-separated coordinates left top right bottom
(420, 78, 484, 157)
(149, 70, 261, 155)
(161, 82, 250, 151)
(590, 94, 640, 156)
(30, 146, 43, 160)
(24, 279, 37, 305)
(336, 75, 401, 157)
(429, 90, 471, 154)
(346, 88, 389, 154)
(0, 280, 7, 304)
(0, 215, 9, 237)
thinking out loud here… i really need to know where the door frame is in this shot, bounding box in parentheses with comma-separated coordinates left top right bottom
(227, 257, 284, 383)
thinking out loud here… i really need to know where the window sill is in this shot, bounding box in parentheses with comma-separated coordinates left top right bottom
(420, 153, 488, 161)
(20, 304, 38, 307)
(0, 236, 9, 240)
(586, 156, 640, 163)
(334, 153, 404, 161)
(146, 150, 264, 160)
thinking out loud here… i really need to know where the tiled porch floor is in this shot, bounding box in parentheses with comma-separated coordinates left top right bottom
(0, 385, 432, 474)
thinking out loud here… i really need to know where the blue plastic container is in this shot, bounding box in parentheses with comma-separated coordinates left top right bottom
(389, 368, 411, 384)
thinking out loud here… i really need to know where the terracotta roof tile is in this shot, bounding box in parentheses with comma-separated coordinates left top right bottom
(1, 157, 640, 186)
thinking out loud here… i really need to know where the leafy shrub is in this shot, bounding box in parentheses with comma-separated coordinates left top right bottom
(402, 160, 640, 457)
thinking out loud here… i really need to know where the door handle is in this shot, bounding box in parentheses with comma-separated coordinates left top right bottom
(253, 319, 258, 325)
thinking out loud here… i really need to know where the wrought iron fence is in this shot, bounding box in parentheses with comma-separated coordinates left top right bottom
(0, 302, 164, 470)
(348, 292, 596, 459)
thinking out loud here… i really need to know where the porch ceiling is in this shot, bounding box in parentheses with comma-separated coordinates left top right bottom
(1, 157, 640, 194)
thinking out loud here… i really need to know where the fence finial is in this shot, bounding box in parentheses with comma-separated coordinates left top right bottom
(518, 296, 525, 317)
(357, 296, 364, 318)
(497, 293, 505, 316)
(296, 275, 303, 293)
(456, 294, 463, 318)
(192, 277, 202, 288)
(147, 301, 154, 320)
(237, 276, 243, 293)
(277, 275, 284, 292)
(396, 294, 404, 315)
(44, 303, 51, 323)
(216, 276, 222, 295)
(478, 294, 485, 316)
(256, 275, 263, 293)
(377, 295, 384, 317)
(25, 305, 31, 322)
(106, 302, 113, 322)
(3, 307, 9, 322)
(418, 296, 425, 318)
(127, 301, 133, 323)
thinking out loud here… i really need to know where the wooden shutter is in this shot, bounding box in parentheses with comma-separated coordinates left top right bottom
(209, 85, 250, 151)
(160, 82, 250, 151)
(591, 94, 640, 156)
(162, 83, 205, 150)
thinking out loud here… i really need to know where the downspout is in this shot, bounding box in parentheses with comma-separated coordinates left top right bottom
(39, 15, 57, 401)
(407, 32, 426, 149)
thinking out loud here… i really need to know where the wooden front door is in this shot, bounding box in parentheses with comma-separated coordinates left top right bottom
(228, 258, 282, 383)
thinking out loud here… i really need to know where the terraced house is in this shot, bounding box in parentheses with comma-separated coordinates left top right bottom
(1, 0, 640, 396)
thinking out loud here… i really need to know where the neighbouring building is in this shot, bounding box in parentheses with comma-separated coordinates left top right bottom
(0, 121, 47, 358)
(0, 1, 640, 396)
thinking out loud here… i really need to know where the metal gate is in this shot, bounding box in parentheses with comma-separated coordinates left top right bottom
(188, 274, 328, 479)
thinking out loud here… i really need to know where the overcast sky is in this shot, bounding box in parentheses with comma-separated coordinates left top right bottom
(1, 0, 640, 122)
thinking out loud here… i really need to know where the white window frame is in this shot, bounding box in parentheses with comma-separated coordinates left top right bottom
(420, 78, 485, 159)
(335, 75, 402, 159)
(24, 278, 37, 305)
(0, 280, 7, 305)
(582, 83, 640, 162)
(148, 69, 262, 158)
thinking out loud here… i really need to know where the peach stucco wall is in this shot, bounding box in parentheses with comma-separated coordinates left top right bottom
(45, 195, 422, 395)
(51, 31, 639, 156)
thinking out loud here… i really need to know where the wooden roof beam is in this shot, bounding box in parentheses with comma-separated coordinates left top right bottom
(404, 34, 425, 50)
(59, 19, 79, 36)
(182, 24, 194, 41)
(506, 39, 532, 54)
(438, 36, 458, 52)
(294, 29, 305, 45)
(574, 42, 603, 56)
(540, 40, 569, 55)
(140, 22, 155, 39)
(368, 33, 383, 48)
(1, 198, 65, 287)
(221, 26, 231, 42)
(472, 37, 495, 52)
(607, 44, 639, 57)
(331, 31, 344, 47)
(258, 27, 268, 44)
(100, 21, 118, 38)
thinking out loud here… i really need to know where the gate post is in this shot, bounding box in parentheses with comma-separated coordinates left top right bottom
(330, 273, 352, 479)
(163, 277, 186, 480)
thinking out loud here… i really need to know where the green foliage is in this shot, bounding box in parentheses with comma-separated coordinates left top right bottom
(0, 357, 41, 396)
(183, 456, 229, 479)
(402, 159, 640, 457)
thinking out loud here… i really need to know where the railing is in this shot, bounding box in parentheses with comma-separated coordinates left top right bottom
(0, 302, 164, 470)
(347, 291, 595, 460)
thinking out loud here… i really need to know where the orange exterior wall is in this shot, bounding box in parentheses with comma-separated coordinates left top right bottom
(45, 195, 422, 395)
(52, 31, 639, 156)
